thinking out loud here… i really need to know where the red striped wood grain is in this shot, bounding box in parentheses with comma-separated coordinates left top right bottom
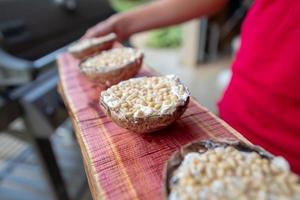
(57, 52, 250, 200)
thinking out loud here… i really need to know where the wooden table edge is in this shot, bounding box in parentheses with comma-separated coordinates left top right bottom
(58, 83, 105, 200)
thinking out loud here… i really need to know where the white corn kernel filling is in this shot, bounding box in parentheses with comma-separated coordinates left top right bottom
(80, 47, 142, 72)
(169, 147, 300, 200)
(68, 33, 116, 52)
(101, 75, 189, 120)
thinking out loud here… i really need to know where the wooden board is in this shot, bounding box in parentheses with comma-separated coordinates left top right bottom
(57, 52, 250, 200)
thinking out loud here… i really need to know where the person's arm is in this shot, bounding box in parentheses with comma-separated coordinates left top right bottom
(83, 0, 227, 40)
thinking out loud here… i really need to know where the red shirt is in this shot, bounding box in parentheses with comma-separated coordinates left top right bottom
(218, 0, 300, 173)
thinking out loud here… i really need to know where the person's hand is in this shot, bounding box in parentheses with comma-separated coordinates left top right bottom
(82, 14, 128, 41)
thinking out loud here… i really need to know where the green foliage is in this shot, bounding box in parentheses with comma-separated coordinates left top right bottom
(110, 0, 150, 12)
(146, 26, 182, 48)
(110, 0, 182, 48)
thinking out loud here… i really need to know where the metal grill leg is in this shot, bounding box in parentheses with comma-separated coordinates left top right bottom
(22, 102, 70, 200)
(31, 137, 70, 200)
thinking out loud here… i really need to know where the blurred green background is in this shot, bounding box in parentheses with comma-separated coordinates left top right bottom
(110, 0, 182, 48)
